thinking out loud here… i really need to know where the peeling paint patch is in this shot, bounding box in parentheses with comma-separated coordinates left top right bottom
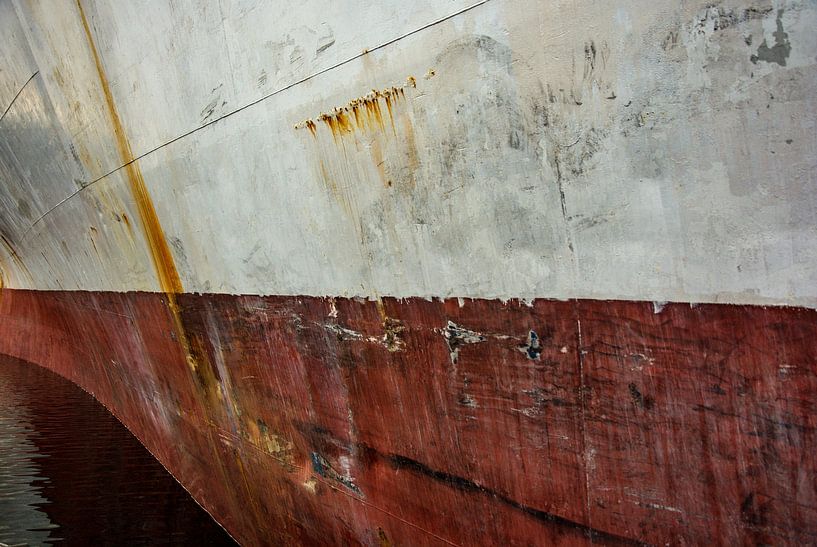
(518, 330, 542, 360)
(750, 10, 791, 66)
(442, 321, 486, 364)
(638, 501, 684, 514)
(325, 323, 366, 341)
(252, 419, 295, 470)
(690, 6, 773, 36)
(441, 321, 549, 364)
(381, 318, 404, 352)
(628, 383, 654, 410)
(302, 478, 318, 494)
(310, 452, 362, 495)
(323, 317, 404, 352)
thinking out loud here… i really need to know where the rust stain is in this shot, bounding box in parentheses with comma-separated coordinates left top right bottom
(88, 227, 100, 258)
(77, 0, 214, 386)
(375, 299, 405, 352)
(3, 290, 817, 544)
(400, 113, 420, 179)
(383, 92, 396, 136)
(75, 7, 234, 497)
(377, 528, 393, 547)
(75, 141, 98, 174)
(351, 103, 364, 129)
(294, 77, 416, 139)
(299, 77, 423, 205)
(52, 67, 65, 87)
(0, 235, 32, 282)
(370, 139, 388, 187)
(317, 159, 337, 195)
(365, 94, 385, 131)
(335, 109, 354, 133)
(305, 119, 317, 137)
(246, 419, 296, 471)
(77, 0, 182, 296)
(120, 212, 133, 233)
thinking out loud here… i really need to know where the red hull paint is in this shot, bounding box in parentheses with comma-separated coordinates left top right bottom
(0, 289, 814, 545)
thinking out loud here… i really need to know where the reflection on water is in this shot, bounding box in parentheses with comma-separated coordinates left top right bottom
(0, 356, 237, 546)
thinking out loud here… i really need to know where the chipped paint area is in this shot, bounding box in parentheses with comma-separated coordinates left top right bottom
(0, 290, 815, 545)
(1, 0, 817, 545)
(248, 419, 295, 470)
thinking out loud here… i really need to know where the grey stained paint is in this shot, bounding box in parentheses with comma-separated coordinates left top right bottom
(0, 0, 815, 307)
(751, 9, 792, 66)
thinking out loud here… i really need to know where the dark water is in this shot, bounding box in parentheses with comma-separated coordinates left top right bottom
(0, 356, 237, 546)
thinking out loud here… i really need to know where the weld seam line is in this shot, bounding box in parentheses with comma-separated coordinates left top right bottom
(20, 0, 492, 241)
(0, 71, 39, 125)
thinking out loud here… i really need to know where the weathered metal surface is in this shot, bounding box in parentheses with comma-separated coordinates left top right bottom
(1, 0, 816, 544)
(0, 289, 814, 545)
(1, 0, 815, 305)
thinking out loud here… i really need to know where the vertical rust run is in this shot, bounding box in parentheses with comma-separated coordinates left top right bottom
(76, 0, 182, 296)
(75, 1, 220, 382)
(76, 1, 207, 378)
(76, 6, 270, 534)
(76, 0, 195, 370)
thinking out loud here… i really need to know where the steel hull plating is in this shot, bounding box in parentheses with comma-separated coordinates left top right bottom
(1, 289, 815, 545)
(2, 0, 817, 544)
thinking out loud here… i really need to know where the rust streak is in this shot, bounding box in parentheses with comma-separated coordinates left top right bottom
(76, 1, 216, 395)
(74, 10, 235, 500)
(0, 235, 32, 282)
(295, 78, 415, 138)
(384, 93, 396, 136)
(306, 119, 317, 137)
(76, 0, 182, 296)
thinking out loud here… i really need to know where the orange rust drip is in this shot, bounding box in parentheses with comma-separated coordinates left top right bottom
(364, 98, 384, 130)
(78, 3, 266, 532)
(319, 113, 339, 140)
(335, 110, 353, 133)
(77, 0, 214, 398)
(297, 79, 415, 138)
(77, 0, 182, 296)
(384, 94, 396, 135)
(351, 105, 364, 129)
(0, 234, 32, 282)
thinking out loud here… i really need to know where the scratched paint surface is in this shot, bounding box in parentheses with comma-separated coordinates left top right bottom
(0, 289, 814, 545)
(1, 0, 816, 545)
(0, 0, 815, 305)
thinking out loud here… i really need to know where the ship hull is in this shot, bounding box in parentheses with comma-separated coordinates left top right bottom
(2, 288, 815, 545)
(2, 0, 817, 543)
